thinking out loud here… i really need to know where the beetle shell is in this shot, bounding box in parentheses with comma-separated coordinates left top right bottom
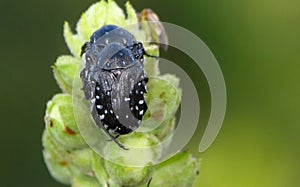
(80, 25, 149, 148)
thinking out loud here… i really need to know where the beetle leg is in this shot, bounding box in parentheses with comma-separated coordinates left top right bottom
(146, 177, 152, 187)
(107, 134, 120, 141)
(103, 128, 128, 150)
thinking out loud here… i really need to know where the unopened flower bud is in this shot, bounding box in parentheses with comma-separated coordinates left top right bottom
(45, 94, 87, 150)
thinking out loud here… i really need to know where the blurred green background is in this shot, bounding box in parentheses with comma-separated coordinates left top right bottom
(1, 0, 299, 186)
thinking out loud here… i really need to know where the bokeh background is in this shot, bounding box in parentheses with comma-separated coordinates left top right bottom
(1, 0, 299, 186)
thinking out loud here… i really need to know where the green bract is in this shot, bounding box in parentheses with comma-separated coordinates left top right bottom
(42, 0, 200, 186)
(150, 152, 200, 187)
(45, 94, 87, 149)
(53, 55, 80, 93)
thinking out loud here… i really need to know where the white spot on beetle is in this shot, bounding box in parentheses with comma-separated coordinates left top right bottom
(139, 110, 144, 115)
(140, 91, 144, 94)
(135, 105, 139, 110)
(96, 95, 100, 99)
(124, 97, 130, 101)
(100, 115, 105, 120)
(139, 100, 144, 104)
(138, 82, 141, 86)
(110, 109, 113, 114)
(104, 110, 108, 114)
(96, 86, 100, 91)
(126, 115, 129, 119)
(97, 105, 103, 109)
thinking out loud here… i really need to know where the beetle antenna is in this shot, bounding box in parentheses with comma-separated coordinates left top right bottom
(146, 177, 152, 187)
(143, 50, 159, 59)
(81, 42, 90, 56)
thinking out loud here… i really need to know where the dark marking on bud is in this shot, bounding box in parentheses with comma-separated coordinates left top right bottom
(49, 119, 53, 127)
(159, 91, 166, 98)
(59, 161, 68, 166)
(65, 126, 76, 135)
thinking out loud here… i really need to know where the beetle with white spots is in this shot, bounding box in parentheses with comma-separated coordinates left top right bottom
(80, 25, 155, 149)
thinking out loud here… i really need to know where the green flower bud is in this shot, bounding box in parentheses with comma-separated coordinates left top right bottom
(42, 130, 72, 185)
(146, 76, 181, 121)
(53, 55, 80, 93)
(65, 148, 94, 174)
(103, 133, 161, 166)
(141, 75, 180, 140)
(150, 152, 201, 187)
(92, 153, 110, 187)
(69, 162, 100, 187)
(105, 161, 153, 187)
(138, 8, 169, 51)
(72, 175, 100, 187)
(151, 117, 176, 141)
(102, 133, 158, 186)
(45, 94, 87, 150)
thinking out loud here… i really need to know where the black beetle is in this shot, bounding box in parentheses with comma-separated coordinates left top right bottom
(80, 25, 155, 149)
